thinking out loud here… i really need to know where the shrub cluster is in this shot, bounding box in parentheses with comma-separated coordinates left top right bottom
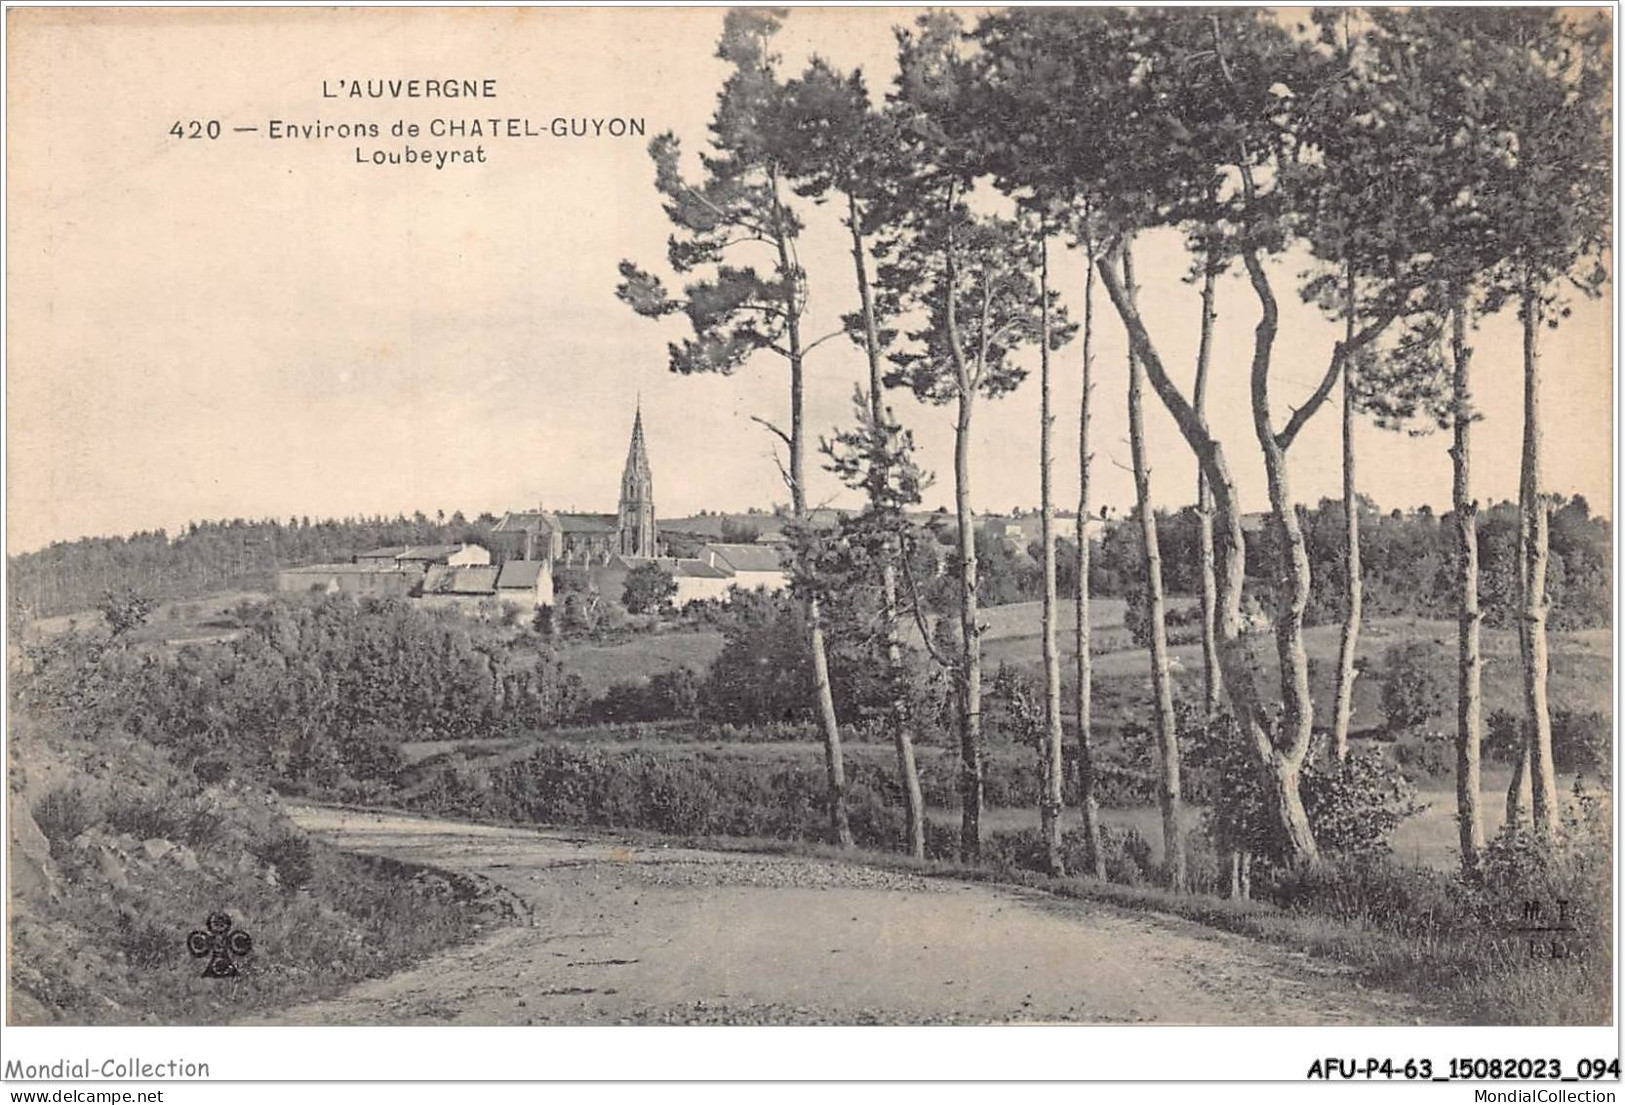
(16, 593, 588, 789)
(412, 744, 912, 849)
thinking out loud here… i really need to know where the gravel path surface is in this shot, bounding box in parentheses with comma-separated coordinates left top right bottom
(251, 806, 1436, 1026)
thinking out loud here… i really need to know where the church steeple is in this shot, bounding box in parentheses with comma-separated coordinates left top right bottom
(617, 400, 658, 558)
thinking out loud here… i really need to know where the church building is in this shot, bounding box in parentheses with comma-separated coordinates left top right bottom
(491, 404, 660, 567)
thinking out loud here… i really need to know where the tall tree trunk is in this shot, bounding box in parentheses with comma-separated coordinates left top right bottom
(943, 221, 982, 863)
(1518, 286, 1557, 839)
(1242, 251, 1320, 867)
(1037, 235, 1066, 877)
(881, 564, 925, 858)
(954, 387, 983, 861)
(1194, 257, 1234, 881)
(1450, 296, 1485, 870)
(775, 184, 850, 850)
(1331, 269, 1361, 761)
(806, 558, 849, 850)
(1507, 741, 1532, 829)
(1095, 253, 1318, 869)
(1193, 262, 1221, 719)
(848, 192, 923, 859)
(1123, 242, 1185, 891)
(1075, 237, 1104, 880)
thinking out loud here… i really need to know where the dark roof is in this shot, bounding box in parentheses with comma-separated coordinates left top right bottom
(281, 563, 410, 576)
(672, 558, 731, 580)
(356, 545, 410, 559)
(554, 513, 618, 534)
(622, 556, 732, 580)
(398, 544, 465, 562)
(494, 511, 549, 532)
(704, 543, 785, 573)
(657, 508, 844, 538)
(496, 561, 545, 590)
(421, 565, 499, 595)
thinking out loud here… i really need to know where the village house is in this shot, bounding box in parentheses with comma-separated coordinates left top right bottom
(417, 559, 553, 614)
(416, 564, 501, 612)
(353, 542, 491, 572)
(653, 557, 735, 607)
(280, 540, 493, 600)
(989, 513, 1109, 546)
(698, 543, 789, 592)
(275, 562, 417, 598)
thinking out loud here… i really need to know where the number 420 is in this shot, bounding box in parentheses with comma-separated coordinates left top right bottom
(169, 120, 221, 140)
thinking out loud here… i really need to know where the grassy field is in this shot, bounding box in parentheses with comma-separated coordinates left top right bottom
(971, 771, 1613, 871)
(30, 590, 263, 649)
(544, 597, 1610, 737)
(556, 628, 723, 698)
(980, 602, 1612, 725)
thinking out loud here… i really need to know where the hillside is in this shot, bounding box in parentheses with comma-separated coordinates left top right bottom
(8, 711, 518, 1024)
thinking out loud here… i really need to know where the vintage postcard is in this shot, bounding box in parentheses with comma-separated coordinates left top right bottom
(3, 3, 1616, 1085)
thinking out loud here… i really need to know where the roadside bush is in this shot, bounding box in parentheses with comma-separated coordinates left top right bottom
(976, 824, 1156, 885)
(1098, 825, 1156, 886)
(1180, 829, 1227, 897)
(115, 911, 180, 969)
(1186, 709, 1420, 862)
(978, 827, 1048, 875)
(258, 832, 315, 892)
(32, 786, 99, 851)
(1300, 746, 1422, 857)
(102, 789, 191, 843)
(923, 820, 960, 861)
(1265, 855, 1462, 939)
(1469, 783, 1610, 941)
(415, 743, 934, 854)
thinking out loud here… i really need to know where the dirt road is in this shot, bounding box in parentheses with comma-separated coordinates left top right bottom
(258, 806, 1434, 1026)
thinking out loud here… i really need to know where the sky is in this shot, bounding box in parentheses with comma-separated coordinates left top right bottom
(6, 7, 1613, 556)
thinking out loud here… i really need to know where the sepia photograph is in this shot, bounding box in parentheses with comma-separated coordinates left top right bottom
(2, 1, 1616, 1074)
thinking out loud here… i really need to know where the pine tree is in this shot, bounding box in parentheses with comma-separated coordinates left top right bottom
(617, 9, 854, 847)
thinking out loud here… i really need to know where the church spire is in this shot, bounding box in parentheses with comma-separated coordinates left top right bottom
(618, 400, 657, 558)
(628, 398, 647, 465)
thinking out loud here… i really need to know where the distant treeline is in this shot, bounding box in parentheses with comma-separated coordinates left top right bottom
(977, 494, 1611, 631)
(8, 494, 1611, 631)
(8, 513, 499, 618)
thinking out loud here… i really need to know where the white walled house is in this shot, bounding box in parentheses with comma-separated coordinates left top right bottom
(699, 543, 788, 592)
(446, 542, 493, 567)
(357, 542, 492, 574)
(495, 559, 554, 609)
(668, 558, 735, 607)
